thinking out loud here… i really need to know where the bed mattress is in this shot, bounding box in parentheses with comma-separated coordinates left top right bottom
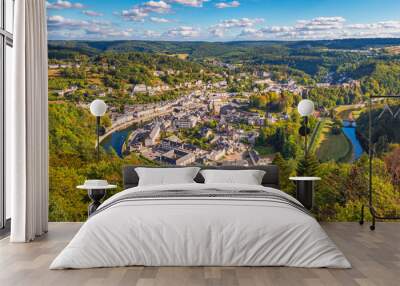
(50, 183, 351, 269)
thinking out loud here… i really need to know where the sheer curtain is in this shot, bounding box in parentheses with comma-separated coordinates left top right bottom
(8, 0, 49, 242)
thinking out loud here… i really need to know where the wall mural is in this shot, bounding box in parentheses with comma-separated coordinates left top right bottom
(46, 1, 400, 222)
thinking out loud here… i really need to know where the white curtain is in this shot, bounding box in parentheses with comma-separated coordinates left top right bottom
(8, 0, 49, 242)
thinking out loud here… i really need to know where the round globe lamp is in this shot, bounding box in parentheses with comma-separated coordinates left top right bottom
(297, 99, 314, 117)
(90, 100, 108, 161)
(90, 99, 107, 117)
(297, 99, 314, 157)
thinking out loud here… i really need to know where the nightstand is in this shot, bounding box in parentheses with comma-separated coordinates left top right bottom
(77, 182, 117, 216)
(289, 177, 321, 210)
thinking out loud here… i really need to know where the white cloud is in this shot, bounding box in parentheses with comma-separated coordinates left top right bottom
(150, 17, 171, 23)
(86, 27, 134, 38)
(262, 26, 294, 33)
(252, 17, 347, 40)
(238, 27, 264, 38)
(48, 29, 86, 39)
(47, 15, 134, 39)
(168, 0, 207, 7)
(143, 30, 162, 37)
(215, 1, 239, 9)
(117, 0, 206, 23)
(47, 15, 89, 29)
(295, 16, 346, 31)
(215, 18, 264, 29)
(378, 21, 400, 29)
(82, 10, 103, 17)
(348, 21, 400, 30)
(119, 1, 171, 22)
(343, 20, 400, 39)
(347, 23, 373, 30)
(234, 16, 400, 40)
(143, 1, 171, 13)
(210, 27, 225, 37)
(209, 17, 264, 38)
(46, 0, 84, 9)
(48, 11, 400, 41)
(121, 8, 148, 22)
(165, 26, 199, 37)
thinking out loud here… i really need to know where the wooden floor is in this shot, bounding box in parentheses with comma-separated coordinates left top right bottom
(0, 222, 399, 286)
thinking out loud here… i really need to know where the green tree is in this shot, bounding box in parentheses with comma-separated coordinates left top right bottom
(273, 153, 296, 196)
(297, 154, 320, 177)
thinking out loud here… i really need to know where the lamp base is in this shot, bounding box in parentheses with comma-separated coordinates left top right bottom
(88, 189, 106, 216)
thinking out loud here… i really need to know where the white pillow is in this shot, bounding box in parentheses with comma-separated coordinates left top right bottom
(200, 169, 266, 185)
(136, 167, 200, 186)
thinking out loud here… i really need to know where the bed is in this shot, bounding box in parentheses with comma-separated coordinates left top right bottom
(50, 165, 351, 269)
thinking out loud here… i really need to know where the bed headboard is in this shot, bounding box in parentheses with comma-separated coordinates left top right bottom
(122, 165, 280, 190)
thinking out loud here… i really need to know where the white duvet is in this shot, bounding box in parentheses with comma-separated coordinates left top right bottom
(50, 183, 351, 269)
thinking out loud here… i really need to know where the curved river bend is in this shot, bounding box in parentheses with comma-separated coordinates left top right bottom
(101, 125, 136, 157)
(342, 120, 364, 161)
(102, 120, 365, 162)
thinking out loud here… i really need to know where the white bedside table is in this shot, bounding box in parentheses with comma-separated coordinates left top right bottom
(77, 183, 117, 216)
(289, 177, 321, 210)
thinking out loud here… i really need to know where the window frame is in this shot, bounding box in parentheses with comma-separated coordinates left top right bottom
(0, 0, 13, 232)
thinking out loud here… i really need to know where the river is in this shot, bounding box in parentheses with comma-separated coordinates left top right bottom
(101, 125, 136, 157)
(342, 120, 364, 161)
(103, 119, 365, 162)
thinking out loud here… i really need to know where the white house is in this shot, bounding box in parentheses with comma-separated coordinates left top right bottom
(145, 123, 161, 147)
(132, 84, 148, 94)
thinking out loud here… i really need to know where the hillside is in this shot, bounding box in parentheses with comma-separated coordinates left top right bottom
(48, 38, 400, 56)
(49, 103, 153, 221)
(48, 38, 400, 77)
(340, 62, 400, 96)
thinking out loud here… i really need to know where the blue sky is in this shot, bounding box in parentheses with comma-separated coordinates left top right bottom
(46, 0, 400, 41)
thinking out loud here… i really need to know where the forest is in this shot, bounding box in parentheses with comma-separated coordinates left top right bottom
(357, 103, 400, 154)
(48, 38, 400, 58)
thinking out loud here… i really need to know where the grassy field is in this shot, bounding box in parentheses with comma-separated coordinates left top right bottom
(88, 77, 103, 85)
(335, 104, 364, 121)
(171, 53, 189, 60)
(316, 120, 353, 162)
(48, 69, 60, 77)
(308, 119, 326, 154)
(254, 145, 275, 157)
(248, 107, 266, 115)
